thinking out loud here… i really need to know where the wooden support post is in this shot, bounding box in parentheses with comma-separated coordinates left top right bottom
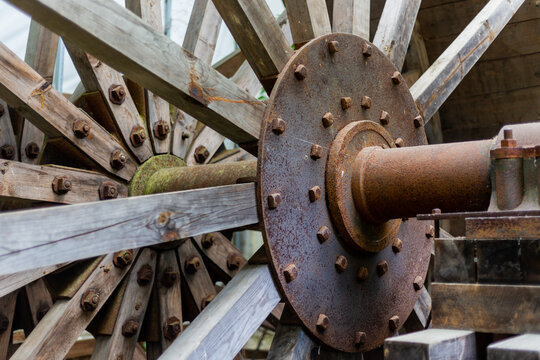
(283, 0, 331, 48)
(487, 334, 540, 360)
(331, 0, 370, 39)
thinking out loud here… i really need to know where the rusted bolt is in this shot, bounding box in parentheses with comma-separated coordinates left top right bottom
(413, 115, 424, 128)
(316, 313, 329, 332)
(294, 64, 307, 80)
(227, 253, 243, 270)
(194, 145, 210, 163)
(328, 41, 339, 54)
(185, 255, 202, 274)
(501, 128, 517, 148)
(201, 234, 215, 249)
(361, 96, 371, 109)
(0, 314, 9, 333)
(309, 186, 321, 202)
(108, 84, 127, 105)
(394, 138, 404, 147)
(413, 276, 424, 291)
(377, 260, 388, 276)
(389, 315, 400, 331)
(0, 144, 15, 160)
(80, 289, 100, 312)
(99, 181, 119, 200)
(121, 319, 140, 337)
(362, 43, 372, 57)
(137, 264, 154, 286)
(322, 112, 334, 128)
(201, 294, 215, 309)
(36, 304, 50, 321)
(284, 263, 298, 283)
(355, 331, 367, 347)
(0, 103, 5, 117)
(341, 97, 351, 110)
(161, 267, 178, 288)
(52, 175, 72, 195)
(317, 226, 330, 243)
(25, 142, 40, 159)
(425, 224, 435, 238)
(164, 316, 182, 340)
(73, 120, 91, 138)
(130, 126, 147, 147)
(181, 131, 191, 139)
(432, 208, 442, 215)
(391, 71, 402, 85)
(392, 238, 403, 253)
(267, 193, 281, 209)
(113, 250, 134, 268)
(310, 144, 322, 160)
(272, 117, 286, 135)
(356, 266, 368, 281)
(153, 120, 170, 140)
(379, 111, 390, 125)
(110, 149, 127, 170)
(335, 255, 348, 273)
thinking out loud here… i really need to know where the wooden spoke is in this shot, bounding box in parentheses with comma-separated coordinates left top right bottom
(91, 249, 156, 360)
(193, 233, 246, 280)
(171, 109, 197, 160)
(0, 291, 17, 359)
(11, 251, 137, 360)
(25, 279, 53, 325)
(0, 264, 65, 297)
(126, 0, 172, 154)
(410, 0, 525, 123)
(185, 126, 225, 166)
(0, 42, 137, 180)
(267, 325, 315, 359)
(0, 183, 258, 276)
(404, 287, 432, 332)
(283, 0, 331, 48)
(213, 0, 293, 91)
(0, 99, 18, 160)
(160, 265, 281, 360)
(331, 0, 370, 39)
(65, 43, 153, 162)
(214, 48, 245, 78)
(8, 0, 264, 148)
(372, 0, 421, 71)
(0, 160, 127, 204)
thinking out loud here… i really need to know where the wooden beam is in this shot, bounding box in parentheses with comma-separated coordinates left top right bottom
(0, 98, 18, 160)
(0, 264, 65, 297)
(193, 233, 246, 280)
(372, 0, 421, 71)
(488, 334, 540, 360)
(213, 49, 245, 78)
(410, 0, 525, 123)
(171, 108, 197, 159)
(0, 160, 127, 204)
(212, 0, 293, 91)
(403, 287, 432, 332)
(267, 325, 315, 360)
(25, 278, 53, 325)
(160, 265, 281, 360)
(8, 0, 264, 147)
(0, 41, 137, 180)
(0, 292, 17, 360)
(0, 183, 258, 276)
(283, 0, 331, 48)
(331, 0, 370, 39)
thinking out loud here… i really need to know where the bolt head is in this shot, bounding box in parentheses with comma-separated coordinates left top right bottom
(194, 145, 210, 163)
(153, 120, 170, 140)
(317, 226, 330, 243)
(99, 181, 119, 200)
(164, 316, 182, 340)
(73, 120, 91, 138)
(227, 253, 243, 270)
(0, 314, 9, 333)
(52, 175, 72, 195)
(113, 250, 133, 267)
(391, 71, 402, 84)
(80, 289, 100, 312)
(110, 150, 127, 170)
(379, 111, 390, 126)
(316, 313, 329, 331)
(413, 276, 424, 291)
(25, 142, 40, 159)
(267, 193, 282, 209)
(413, 116, 424, 128)
(109, 84, 127, 105)
(201, 234, 215, 249)
(181, 131, 191, 139)
(322, 112, 334, 128)
(294, 64, 307, 80)
(272, 117, 286, 135)
(355, 331, 367, 347)
(0, 144, 15, 160)
(201, 294, 215, 309)
(389, 315, 400, 331)
(283, 263, 298, 282)
(361, 96, 371, 109)
(341, 97, 352, 110)
(121, 319, 140, 337)
(362, 43, 372, 57)
(356, 266, 369, 281)
(392, 238, 403, 253)
(394, 138, 404, 147)
(130, 126, 147, 147)
(185, 255, 202, 274)
(335, 255, 348, 273)
(425, 224, 435, 238)
(137, 264, 154, 286)
(328, 41, 339, 54)
(377, 260, 388, 276)
(308, 186, 321, 202)
(310, 144, 322, 160)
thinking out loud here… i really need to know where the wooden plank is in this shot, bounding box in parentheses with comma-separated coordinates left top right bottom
(403, 287, 432, 332)
(0, 41, 137, 180)
(466, 217, 540, 240)
(65, 43, 153, 162)
(25, 279, 53, 325)
(0, 264, 64, 298)
(8, 0, 264, 147)
(283, 0, 331, 48)
(193, 233, 246, 280)
(90, 249, 156, 360)
(66, 337, 95, 359)
(487, 334, 540, 360)
(0, 292, 17, 360)
(434, 238, 476, 283)
(213, 49, 245, 78)
(432, 283, 540, 334)
(171, 108, 197, 159)
(0, 183, 258, 276)
(372, 0, 421, 70)
(0, 160, 127, 204)
(10, 251, 137, 360)
(160, 265, 281, 360)
(267, 325, 314, 360)
(331, 0, 370, 39)
(213, 0, 293, 91)
(384, 329, 476, 360)
(46, 257, 103, 300)
(410, 0, 526, 123)
(0, 99, 18, 160)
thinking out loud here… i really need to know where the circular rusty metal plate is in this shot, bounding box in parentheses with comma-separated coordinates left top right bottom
(258, 33, 432, 352)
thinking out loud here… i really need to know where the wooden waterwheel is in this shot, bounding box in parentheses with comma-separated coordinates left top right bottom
(0, 0, 535, 359)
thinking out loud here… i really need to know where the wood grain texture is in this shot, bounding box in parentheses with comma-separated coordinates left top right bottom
(331, 0, 370, 39)
(410, 0, 526, 123)
(171, 108, 197, 159)
(157, 250, 183, 350)
(267, 325, 315, 360)
(0, 183, 258, 276)
(25, 278, 53, 325)
(372, 0, 421, 71)
(160, 265, 281, 360)
(0, 264, 65, 297)
(0, 291, 17, 360)
(214, 49, 245, 78)
(8, 0, 264, 146)
(193, 233, 246, 280)
(10, 251, 136, 360)
(0, 41, 137, 180)
(487, 334, 540, 360)
(283, 0, 331, 47)
(0, 98, 18, 160)
(0, 160, 127, 204)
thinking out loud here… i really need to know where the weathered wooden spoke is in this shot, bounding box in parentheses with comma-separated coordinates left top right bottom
(0, 264, 65, 297)
(0, 99, 18, 161)
(330, 0, 370, 39)
(283, 0, 331, 49)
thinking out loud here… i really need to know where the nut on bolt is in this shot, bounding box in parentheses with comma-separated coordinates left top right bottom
(341, 97, 351, 110)
(52, 175, 72, 195)
(391, 71, 402, 85)
(316, 313, 329, 332)
(73, 120, 91, 138)
(194, 145, 210, 163)
(322, 112, 334, 128)
(227, 253, 243, 270)
(283, 263, 298, 283)
(355, 331, 367, 347)
(121, 319, 140, 337)
(294, 64, 307, 80)
(108, 84, 127, 105)
(80, 289, 100, 312)
(413, 276, 423, 291)
(309, 186, 321, 202)
(0, 144, 15, 160)
(379, 111, 390, 125)
(361, 96, 371, 109)
(185, 255, 202, 274)
(113, 250, 134, 268)
(310, 144, 322, 160)
(25, 142, 40, 159)
(201, 234, 215, 249)
(164, 316, 182, 340)
(335, 255, 348, 273)
(362, 43, 372, 57)
(137, 264, 154, 286)
(413, 116, 424, 128)
(110, 150, 127, 170)
(501, 128, 517, 148)
(356, 266, 368, 281)
(317, 226, 330, 243)
(328, 41, 339, 54)
(267, 193, 281, 209)
(153, 120, 170, 140)
(392, 238, 403, 253)
(389, 315, 400, 331)
(425, 224, 435, 238)
(377, 260, 388, 277)
(130, 126, 147, 147)
(99, 181, 119, 200)
(272, 117, 286, 135)
(394, 138, 404, 147)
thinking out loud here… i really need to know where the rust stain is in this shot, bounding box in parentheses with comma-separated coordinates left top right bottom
(189, 69, 258, 106)
(30, 81, 52, 109)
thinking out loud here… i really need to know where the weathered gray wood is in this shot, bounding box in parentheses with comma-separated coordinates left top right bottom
(331, 0, 369, 39)
(0, 291, 17, 360)
(267, 325, 315, 360)
(0, 99, 18, 160)
(157, 250, 183, 350)
(0, 160, 127, 204)
(171, 108, 197, 159)
(0, 41, 137, 180)
(8, 0, 264, 147)
(404, 287, 432, 332)
(213, 48, 245, 78)
(0, 264, 65, 297)
(410, 0, 526, 123)
(488, 334, 540, 360)
(384, 329, 477, 360)
(372, 0, 421, 71)
(160, 265, 281, 360)
(193, 233, 245, 279)
(283, 0, 331, 48)
(0, 183, 258, 276)
(25, 278, 53, 325)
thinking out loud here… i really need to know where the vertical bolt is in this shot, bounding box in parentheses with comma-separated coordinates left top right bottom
(501, 128, 517, 147)
(335, 255, 348, 273)
(201, 294, 215, 309)
(227, 253, 243, 270)
(163, 316, 182, 340)
(356, 266, 369, 281)
(185, 255, 202, 274)
(328, 41, 339, 54)
(113, 250, 133, 267)
(73, 120, 91, 138)
(25, 142, 40, 159)
(341, 97, 351, 110)
(309, 186, 321, 202)
(317, 226, 331, 243)
(0, 314, 9, 333)
(137, 264, 154, 286)
(379, 111, 390, 126)
(0, 144, 15, 160)
(130, 126, 147, 147)
(392, 238, 403, 253)
(272, 117, 286, 135)
(322, 112, 334, 128)
(310, 144, 322, 160)
(362, 43, 372, 57)
(413, 276, 423, 291)
(121, 319, 140, 337)
(110, 150, 127, 170)
(201, 234, 215, 249)
(108, 84, 127, 105)
(267, 193, 282, 209)
(283, 263, 298, 283)
(153, 120, 170, 140)
(52, 175, 72, 195)
(294, 64, 307, 80)
(316, 314, 329, 332)
(355, 331, 367, 347)
(425, 225, 435, 238)
(361, 96, 371, 109)
(391, 71, 402, 85)
(389, 315, 400, 331)
(194, 145, 210, 163)
(161, 267, 178, 288)
(377, 260, 388, 276)
(80, 289, 100, 312)
(181, 131, 191, 140)
(394, 138, 404, 147)
(99, 181, 119, 200)
(413, 116, 424, 128)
